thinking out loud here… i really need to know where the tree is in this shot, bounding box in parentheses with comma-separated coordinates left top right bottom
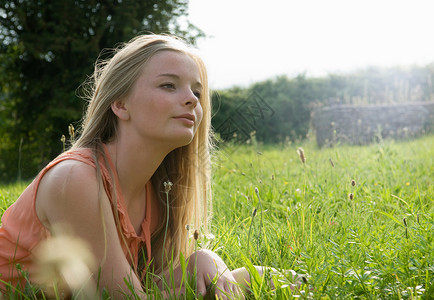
(0, 0, 203, 181)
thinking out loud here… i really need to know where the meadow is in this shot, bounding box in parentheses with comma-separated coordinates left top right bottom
(0, 134, 433, 299)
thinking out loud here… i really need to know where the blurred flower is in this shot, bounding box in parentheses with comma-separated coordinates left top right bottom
(33, 232, 96, 298)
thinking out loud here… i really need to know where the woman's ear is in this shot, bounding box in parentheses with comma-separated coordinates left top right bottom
(111, 99, 130, 121)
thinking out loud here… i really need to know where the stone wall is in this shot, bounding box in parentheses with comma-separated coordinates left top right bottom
(312, 101, 434, 147)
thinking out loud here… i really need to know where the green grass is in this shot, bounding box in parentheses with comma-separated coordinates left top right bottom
(1, 135, 433, 299)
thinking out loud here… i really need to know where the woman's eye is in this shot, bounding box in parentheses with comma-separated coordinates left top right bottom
(161, 83, 175, 90)
(193, 91, 201, 98)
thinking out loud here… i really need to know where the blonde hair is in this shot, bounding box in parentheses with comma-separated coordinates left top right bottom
(73, 34, 212, 275)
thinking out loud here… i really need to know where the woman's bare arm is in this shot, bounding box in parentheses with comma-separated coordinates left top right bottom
(35, 160, 145, 299)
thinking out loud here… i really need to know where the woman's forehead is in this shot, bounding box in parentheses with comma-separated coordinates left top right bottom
(142, 50, 201, 82)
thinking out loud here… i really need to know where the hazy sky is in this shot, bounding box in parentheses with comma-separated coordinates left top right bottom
(188, 0, 434, 89)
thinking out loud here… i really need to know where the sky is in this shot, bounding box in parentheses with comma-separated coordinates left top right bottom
(187, 0, 434, 89)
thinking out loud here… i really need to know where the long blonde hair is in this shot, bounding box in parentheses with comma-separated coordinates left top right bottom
(73, 34, 212, 275)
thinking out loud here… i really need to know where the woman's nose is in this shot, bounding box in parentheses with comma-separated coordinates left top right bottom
(184, 90, 199, 107)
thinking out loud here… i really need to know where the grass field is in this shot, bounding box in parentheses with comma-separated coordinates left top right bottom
(1, 135, 433, 299)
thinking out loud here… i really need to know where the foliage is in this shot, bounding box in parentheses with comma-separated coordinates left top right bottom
(1, 135, 433, 298)
(211, 65, 434, 145)
(0, 0, 203, 182)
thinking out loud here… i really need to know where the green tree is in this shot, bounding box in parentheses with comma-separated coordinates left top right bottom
(0, 0, 203, 181)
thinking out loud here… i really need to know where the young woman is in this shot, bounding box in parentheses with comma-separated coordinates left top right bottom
(0, 34, 259, 299)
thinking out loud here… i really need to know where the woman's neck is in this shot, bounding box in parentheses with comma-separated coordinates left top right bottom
(105, 137, 170, 204)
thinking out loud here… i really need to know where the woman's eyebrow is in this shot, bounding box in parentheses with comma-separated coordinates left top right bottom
(157, 73, 179, 79)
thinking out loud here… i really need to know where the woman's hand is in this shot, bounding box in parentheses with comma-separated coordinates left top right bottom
(188, 249, 244, 299)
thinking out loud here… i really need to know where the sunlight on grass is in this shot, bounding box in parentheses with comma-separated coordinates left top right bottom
(1, 135, 433, 298)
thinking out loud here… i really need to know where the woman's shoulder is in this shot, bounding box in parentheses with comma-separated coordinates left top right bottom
(41, 148, 98, 188)
(43, 158, 96, 185)
(35, 155, 101, 228)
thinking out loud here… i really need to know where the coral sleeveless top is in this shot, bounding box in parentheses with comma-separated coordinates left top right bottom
(0, 146, 158, 290)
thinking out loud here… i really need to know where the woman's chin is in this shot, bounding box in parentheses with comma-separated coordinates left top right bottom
(170, 133, 195, 149)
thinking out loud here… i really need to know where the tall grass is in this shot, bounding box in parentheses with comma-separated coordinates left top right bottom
(211, 134, 433, 299)
(0, 135, 433, 299)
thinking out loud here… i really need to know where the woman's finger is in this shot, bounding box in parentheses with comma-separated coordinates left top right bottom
(196, 278, 207, 297)
(228, 282, 245, 299)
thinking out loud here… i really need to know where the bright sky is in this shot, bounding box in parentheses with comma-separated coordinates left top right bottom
(188, 0, 434, 89)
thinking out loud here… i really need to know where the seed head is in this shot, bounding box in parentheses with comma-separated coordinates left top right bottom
(193, 229, 199, 241)
(60, 135, 66, 143)
(163, 181, 173, 193)
(297, 147, 306, 164)
(351, 180, 356, 186)
(403, 217, 407, 227)
(329, 158, 334, 167)
(349, 193, 354, 200)
(252, 208, 257, 217)
(254, 187, 260, 199)
(68, 124, 75, 139)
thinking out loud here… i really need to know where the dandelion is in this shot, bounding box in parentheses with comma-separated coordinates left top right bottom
(297, 147, 306, 164)
(351, 180, 356, 186)
(163, 180, 173, 193)
(33, 231, 96, 298)
(162, 180, 172, 270)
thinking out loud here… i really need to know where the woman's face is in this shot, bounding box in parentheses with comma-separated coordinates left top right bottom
(120, 50, 204, 149)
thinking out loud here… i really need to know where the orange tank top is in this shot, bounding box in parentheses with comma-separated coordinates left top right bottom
(0, 146, 157, 290)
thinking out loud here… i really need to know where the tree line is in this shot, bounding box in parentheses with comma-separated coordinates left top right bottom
(0, 0, 202, 182)
(211, 65, 434, 145)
